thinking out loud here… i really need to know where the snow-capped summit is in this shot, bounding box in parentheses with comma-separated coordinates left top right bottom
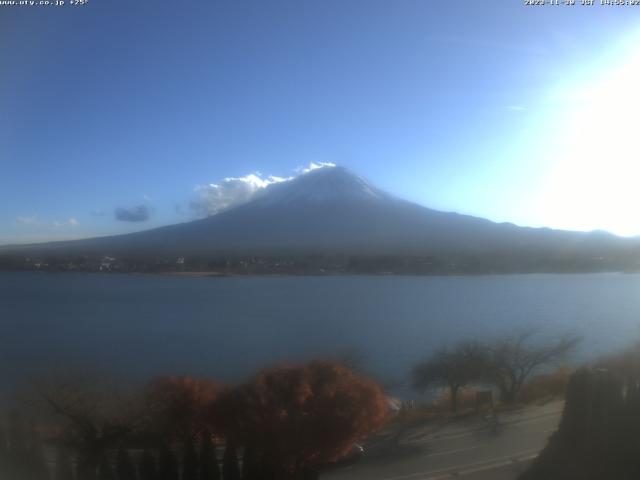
(251, 165, 391, 207)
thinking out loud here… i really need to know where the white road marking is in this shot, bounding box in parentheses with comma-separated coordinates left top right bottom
(424, 410, 561, 443)
(516, 453, 539, 462)
(458, 460, 513, 475)
(424, 445, 479, 458)
(507, 412, 562, 428)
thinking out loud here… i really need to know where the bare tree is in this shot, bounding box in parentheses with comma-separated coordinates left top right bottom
(38, 374, 144, 479)
(412, 341, 487, 413)
(486, 331, 579, 404)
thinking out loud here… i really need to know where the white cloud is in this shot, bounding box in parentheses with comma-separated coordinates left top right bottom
(192, 163, 336, 216)
(16, 215, 39, 226)
(192, 173, 289, 216)
(17, 215, 79, 229)
(53, 218, 79, 228)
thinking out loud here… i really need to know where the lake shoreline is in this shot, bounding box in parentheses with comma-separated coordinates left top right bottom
(1, 268, 637, 279)
(150, 270, 638, 279)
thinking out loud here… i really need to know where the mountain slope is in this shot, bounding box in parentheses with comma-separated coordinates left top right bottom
(2, 166, 637, 261)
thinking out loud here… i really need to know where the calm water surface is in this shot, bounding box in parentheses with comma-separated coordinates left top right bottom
(1, 272, 639, 396)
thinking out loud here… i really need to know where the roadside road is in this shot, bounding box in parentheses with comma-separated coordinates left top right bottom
(322, 400, 563, 480)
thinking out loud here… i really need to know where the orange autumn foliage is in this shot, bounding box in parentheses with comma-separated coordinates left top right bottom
(212, 361, 388, 475)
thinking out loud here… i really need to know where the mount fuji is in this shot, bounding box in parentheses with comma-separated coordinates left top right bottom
(2, 165, 638, 272)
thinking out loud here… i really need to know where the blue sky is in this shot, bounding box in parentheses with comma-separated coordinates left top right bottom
(3, 0, 640, 244)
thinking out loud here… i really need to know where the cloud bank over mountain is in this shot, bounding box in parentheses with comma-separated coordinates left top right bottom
(191, 162, 336, 216)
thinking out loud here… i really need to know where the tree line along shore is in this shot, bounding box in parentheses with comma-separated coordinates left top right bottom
(2, 250, 639, 275)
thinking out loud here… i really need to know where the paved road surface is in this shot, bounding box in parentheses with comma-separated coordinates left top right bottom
(322, 401, 563, 480)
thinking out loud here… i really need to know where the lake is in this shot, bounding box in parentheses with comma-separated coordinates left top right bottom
(1, 272, 639, 398)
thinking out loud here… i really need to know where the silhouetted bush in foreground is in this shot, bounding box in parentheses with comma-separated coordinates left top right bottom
(521, 364, 640, 479)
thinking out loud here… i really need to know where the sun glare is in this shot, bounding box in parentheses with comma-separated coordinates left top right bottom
(540, 41, 640, 237)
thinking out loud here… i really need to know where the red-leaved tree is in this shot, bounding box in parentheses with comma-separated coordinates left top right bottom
(212, 361, 388, 479)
